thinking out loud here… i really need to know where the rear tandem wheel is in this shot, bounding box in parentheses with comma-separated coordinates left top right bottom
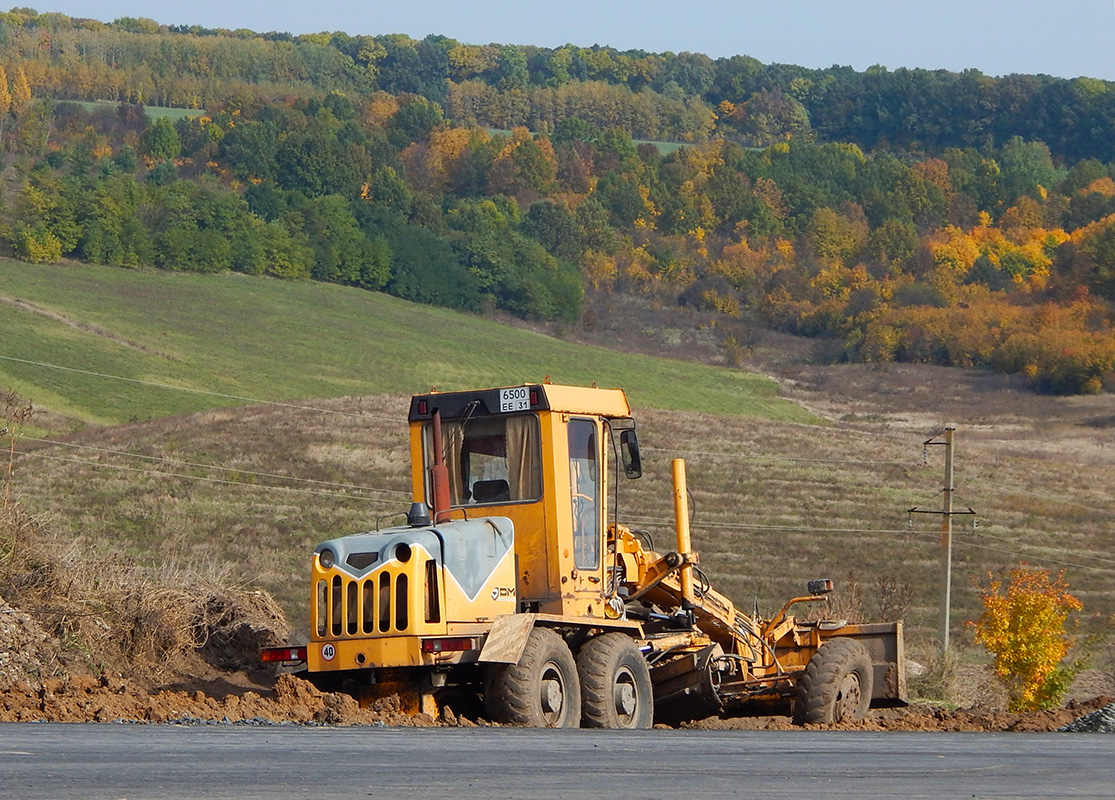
(576, 633, 654, 729)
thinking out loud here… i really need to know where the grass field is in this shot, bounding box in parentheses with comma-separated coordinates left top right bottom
(486, 128, 687, 156)
(70, 101, 205, 120)
(0, 260, 810, 428)
(632, 138, 687, 155)
(12, 381, 1115, 677)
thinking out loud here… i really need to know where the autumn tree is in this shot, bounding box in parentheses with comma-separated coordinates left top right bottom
(0, 66, 11, 149)
(972, 567, 1083, 711)
(9, 67, 31, 118)
(9, 174, 81, 262)
(802, 205, 866, 266)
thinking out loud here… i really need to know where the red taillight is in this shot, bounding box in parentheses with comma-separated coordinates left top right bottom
(417, 400, 428, 415)
(421, 637, 476, 654)
(529, 389, 538, 405)
(261, 646, 307, 663)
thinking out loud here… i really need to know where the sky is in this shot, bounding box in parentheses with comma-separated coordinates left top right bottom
(33, 0, 1115, 82)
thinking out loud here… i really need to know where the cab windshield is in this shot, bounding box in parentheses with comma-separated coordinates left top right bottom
(424, 414, 542, 506)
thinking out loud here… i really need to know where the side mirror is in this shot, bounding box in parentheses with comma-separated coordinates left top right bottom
(620, 429, 642, 479)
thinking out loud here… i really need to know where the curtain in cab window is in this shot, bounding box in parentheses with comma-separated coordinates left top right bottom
(425, 415, 541, 506)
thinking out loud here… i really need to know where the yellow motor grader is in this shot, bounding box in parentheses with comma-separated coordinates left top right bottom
(263, 383, 905, 727)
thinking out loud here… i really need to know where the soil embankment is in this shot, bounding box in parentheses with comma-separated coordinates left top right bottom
(1, 592, 1107, 730)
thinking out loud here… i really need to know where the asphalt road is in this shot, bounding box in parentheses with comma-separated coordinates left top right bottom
(1, 723, 1113, 799)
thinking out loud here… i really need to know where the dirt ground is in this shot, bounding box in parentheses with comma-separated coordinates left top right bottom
(0, 668, 1107, 731)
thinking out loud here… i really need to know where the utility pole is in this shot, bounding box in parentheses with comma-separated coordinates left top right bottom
(940, 425, 955, 652)
(909, 424, 973, 655)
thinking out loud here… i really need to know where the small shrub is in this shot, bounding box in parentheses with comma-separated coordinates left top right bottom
(804, 573, 864, 624)
(875, 575, 914, 622)
(908, 645, 962, 705)
(971, 566, 1083, 711)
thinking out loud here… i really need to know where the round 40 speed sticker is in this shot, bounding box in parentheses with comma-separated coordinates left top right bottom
(321, 643, 336, 661)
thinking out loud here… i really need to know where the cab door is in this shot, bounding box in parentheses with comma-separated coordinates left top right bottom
(567, 417, 606, 611)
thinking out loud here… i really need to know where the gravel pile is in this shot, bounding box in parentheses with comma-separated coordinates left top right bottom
(162, 716, 389, 727)
(1058, 704, 1115, 733)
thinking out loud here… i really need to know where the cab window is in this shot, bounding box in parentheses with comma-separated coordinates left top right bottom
(424, 414, 542, 506)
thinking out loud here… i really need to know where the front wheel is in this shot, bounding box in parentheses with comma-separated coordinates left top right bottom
(485, 628, 581, 728)
(792, 637, 874, 725)
(577, 633, 654, 729)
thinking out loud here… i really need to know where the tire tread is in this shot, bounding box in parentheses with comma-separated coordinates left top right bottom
(793, 637, 873, 725)
(576, 632, 653, 729)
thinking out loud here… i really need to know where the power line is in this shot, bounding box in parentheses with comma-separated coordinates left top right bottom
(0, 354, 403, 422)
(651, 438, 1115, 519)
(622, 513, 911, 536)
(18, 436, 411, 498)
(619, 514, 1115, 574)
(646, 446, 911, 468)
(964, 526, 1115, 567)
(4, 355, 912, 468)
(7, 355, 1114, 573)
(951, 537, 1115, 574)
(16, 448, 405, 506)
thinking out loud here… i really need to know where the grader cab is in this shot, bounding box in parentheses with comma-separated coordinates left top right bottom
(264, 383, 905, 727)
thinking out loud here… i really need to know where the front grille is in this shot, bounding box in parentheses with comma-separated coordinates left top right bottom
(316, 571, 409, 637)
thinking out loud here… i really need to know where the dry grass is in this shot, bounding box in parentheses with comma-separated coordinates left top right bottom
(3, 395, 288, 686)
(1, 503, 288, 686)
(10, 394, 413, 641)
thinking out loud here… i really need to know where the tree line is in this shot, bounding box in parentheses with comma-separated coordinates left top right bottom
(3, 8, 1115, 392)
(3, 9, 1115, 160)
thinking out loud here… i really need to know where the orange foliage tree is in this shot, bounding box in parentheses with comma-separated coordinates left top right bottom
(971, 567, 1083, 711)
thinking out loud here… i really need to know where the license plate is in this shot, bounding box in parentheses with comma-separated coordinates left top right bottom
(499, 387, 530, 412)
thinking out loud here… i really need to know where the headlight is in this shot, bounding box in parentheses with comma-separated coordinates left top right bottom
(318, 548, 335, 569)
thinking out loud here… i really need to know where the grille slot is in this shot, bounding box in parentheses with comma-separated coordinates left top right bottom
(346, 552, 379, 570)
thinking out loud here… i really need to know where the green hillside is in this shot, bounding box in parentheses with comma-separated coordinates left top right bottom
(0, 260, 810, 426)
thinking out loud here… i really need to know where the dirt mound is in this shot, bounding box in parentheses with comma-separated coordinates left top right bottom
(0, 581, 289, 687)
(0, 490, 290, 694)
(196, 591, 290, 672)
(0, 588, 1104, 730)
(0, 673, 468, 726)
(0, 593, 70, 687)
(2, 665, 1103, 730)
(847, 696, 1112, 732)
(681, 696, 1114, 733)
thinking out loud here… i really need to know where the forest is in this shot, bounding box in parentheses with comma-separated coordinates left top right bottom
(3, 8, 1115, 393)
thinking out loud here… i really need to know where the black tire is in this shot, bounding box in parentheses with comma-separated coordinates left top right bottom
(485, 628, 581, 728)
(577, 633, 654, 729)
(792, 638, 874, 725)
